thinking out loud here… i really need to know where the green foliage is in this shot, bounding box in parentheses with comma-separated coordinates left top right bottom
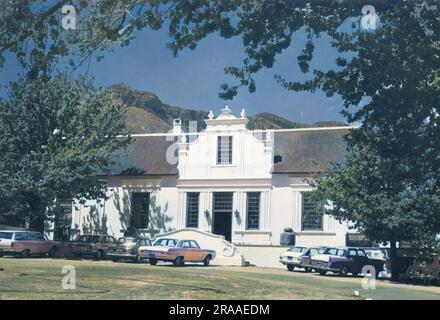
(0, 74, 128, 229)
(0, 1, 394, 84)
(311, 147, 440, 249)
(2, 1, 440, 253)
(306, 1, 440, 253)
(163, 1, 440, 252)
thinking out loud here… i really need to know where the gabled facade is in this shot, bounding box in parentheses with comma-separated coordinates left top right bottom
(49, 107, 352, 249)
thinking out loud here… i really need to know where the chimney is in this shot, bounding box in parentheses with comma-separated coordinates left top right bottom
(173, 119, 182, 134)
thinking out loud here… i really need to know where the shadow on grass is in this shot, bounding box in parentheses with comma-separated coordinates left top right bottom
(0, 271, 226, 295)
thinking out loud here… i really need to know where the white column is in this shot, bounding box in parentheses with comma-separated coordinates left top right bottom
(293, 191, 301, 232)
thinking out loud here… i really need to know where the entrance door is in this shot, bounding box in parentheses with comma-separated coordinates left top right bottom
(212, 192, 233, 242)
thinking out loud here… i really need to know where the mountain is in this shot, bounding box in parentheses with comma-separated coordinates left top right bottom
(247, 112, 310, 130)
(104, 83, 347, 133)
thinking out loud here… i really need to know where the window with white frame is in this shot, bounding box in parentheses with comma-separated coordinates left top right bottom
(217, 136, 232, 164)
(186, 192, 199, 228)
(301, 192, 323, 231)
(246, 192, 261, 230)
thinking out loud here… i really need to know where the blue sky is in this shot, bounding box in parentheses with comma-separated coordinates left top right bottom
(0, 26, 346, 124)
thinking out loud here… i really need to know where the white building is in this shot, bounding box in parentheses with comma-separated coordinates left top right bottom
(51, 107, 353, 266)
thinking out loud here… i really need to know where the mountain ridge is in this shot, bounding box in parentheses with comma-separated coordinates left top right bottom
(104, 83, 347, 133)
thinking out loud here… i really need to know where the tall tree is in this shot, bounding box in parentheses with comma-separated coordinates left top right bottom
(0, 1, 396, 81)
(310, 144, 440, 280)
(0, 74, 128, 231)
(2, 1, 440, 279)
(153, 0, 440, 280)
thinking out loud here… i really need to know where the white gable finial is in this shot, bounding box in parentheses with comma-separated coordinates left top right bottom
(240, 108, 246, 118)
(180, 135, 187, 143)
(221, 105, 232, 115)
(208, 110, 214, 119)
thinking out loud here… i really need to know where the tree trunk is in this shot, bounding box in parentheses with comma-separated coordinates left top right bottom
(27, 195, 47, 233)
(390, 240, 400, 281)
(29, 215, 45, 233)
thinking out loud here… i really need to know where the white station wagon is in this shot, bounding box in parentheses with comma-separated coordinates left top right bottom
(279, 246, 308, 271)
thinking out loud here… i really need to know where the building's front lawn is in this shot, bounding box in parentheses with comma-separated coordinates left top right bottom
(0, 258, 439, 300)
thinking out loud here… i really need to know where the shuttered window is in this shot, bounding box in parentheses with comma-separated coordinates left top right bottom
(246, 192, 261, 230)
(131, 193, 150, 229)
(301, 192, 323, 231)
(217, 136, 232, 164)
(186, 193, 199, 228)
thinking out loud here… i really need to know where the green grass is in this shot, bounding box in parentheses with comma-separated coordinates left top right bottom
(0, 258, 439, 300)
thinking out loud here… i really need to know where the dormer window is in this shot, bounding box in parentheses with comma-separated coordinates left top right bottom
(217, 136, 232, 165)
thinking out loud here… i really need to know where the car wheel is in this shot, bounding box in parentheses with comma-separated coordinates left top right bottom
(175, 256, 184, 266)
(48, 246, 58, 258)
(339, 266, 349, 277)
(319, 270, 327, 276)
(304, 267, 311, 273)
(95, 250, 104, 260)
(21, 249, 31, 258)
(203, 255, 211, 266)
(149, 258, 158, 266)
(287, 264, 295, 271)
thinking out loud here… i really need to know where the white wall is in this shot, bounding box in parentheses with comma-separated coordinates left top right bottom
(269, 175, 348, 246)
(178, 131, 273, 180)
(70, 176, 178, 240)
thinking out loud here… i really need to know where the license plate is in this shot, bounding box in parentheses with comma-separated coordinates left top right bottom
(116, 249, 123, 253)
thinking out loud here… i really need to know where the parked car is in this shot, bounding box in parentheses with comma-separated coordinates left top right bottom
(0, 230, 60, 258)
(69, 234, 117, 260)
(138, 237, 178, 261)
(310, 247, 385, 277)
(140, 239, 216, 266)
(298, 247, 329, 272)
(279, 246, 308, 271)
(407, 255, 440, 285)
(107, 237, 152, 263)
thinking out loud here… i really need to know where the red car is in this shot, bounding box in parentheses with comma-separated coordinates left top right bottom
(140, 239, 216, 266)
(0, 230, 59, 258)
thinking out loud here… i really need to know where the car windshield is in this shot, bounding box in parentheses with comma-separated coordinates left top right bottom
(14, 232, 28, 241)
(176, 240, 199, 248)
(325, 248, 337, 255)
(118, 237, 136, 245)
(177, 240, 190, 248)
(0, 232, 13, 240)
(78, 235, 100, 243)
(309, 248, 325, 255)
(336, 249, 346, 256)
(325, 248, 345, 256)
(153, 239, 177, 247)
(288, 247, 305, 253)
